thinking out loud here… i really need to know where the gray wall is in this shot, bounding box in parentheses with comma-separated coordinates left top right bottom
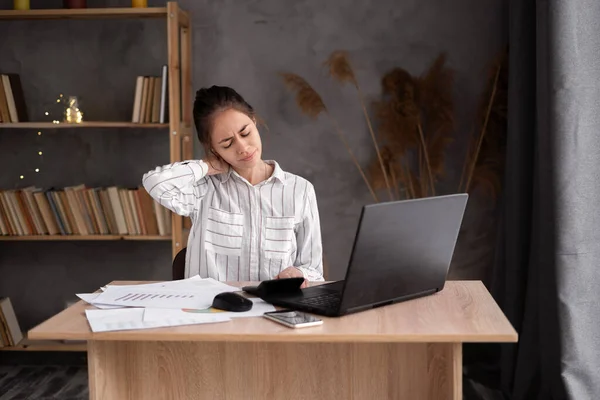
(0, 0, 506, 330)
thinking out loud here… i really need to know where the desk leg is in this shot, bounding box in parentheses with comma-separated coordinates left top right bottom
(87, 340, 461, 400)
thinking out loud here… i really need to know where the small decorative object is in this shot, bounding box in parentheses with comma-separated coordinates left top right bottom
(64, 96, 83, 123)
(64, 0, 87, 8)
(132, 0, 148, 7)
(13, 0, 30, 10)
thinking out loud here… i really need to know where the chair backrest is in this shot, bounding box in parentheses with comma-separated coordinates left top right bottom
(172, 247, 187, 280)
(322, 254, 330, 281)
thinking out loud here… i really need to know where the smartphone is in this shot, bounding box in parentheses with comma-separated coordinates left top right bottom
(263, 310, 323, 328)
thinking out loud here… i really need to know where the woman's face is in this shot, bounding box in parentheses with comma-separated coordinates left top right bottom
(210, 108, 262, 170)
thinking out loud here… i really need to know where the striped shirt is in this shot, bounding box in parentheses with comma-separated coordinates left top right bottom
(142, 160, 324, 282)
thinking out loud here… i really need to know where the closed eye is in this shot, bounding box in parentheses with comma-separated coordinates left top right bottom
(223, 131, 250, 149)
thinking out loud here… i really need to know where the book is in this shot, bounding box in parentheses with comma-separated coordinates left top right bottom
(0, 297, 23, 346)
(0, 73, 28, 123)
(0, 187, 169, 237)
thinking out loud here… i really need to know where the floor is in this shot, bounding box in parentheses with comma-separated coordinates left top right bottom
(0, 352, 87, 400)
(0, 365, 88, 400)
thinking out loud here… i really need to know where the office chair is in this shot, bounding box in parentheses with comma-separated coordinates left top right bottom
(172, 247, 187, 280)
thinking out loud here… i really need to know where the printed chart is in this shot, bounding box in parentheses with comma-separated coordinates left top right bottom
(92, 288, 211, 309)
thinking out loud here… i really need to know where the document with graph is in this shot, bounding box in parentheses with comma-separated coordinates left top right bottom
(90, 278, 240, 310)
(92, 288, 215, 309)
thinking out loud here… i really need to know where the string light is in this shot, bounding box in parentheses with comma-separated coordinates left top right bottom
(65, 96, 83, 123)
(37, 131, 42, 136)
(44, 112, 49, 115)
(19, 175, 24, 179)
(38, 151, 43, 155)
(35, 168, 40, 173)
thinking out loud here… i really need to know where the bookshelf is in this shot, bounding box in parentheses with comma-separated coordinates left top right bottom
(1, 333, 86, 352)
(0, 6, 177, 20)
(0, 2, 193, 351)
(0, 235, 170, 241)
(0, 122, 169, 129)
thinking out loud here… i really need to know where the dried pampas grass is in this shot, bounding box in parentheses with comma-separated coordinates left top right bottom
(279, 73, 326, 119)
(324, 51, 393, 200)
(280, 72, 379, 202)
(324, 50, 358, 86)
(281, 48, 507, 204)
(370, 54, 454, 198)
(460, 47, 508, 199)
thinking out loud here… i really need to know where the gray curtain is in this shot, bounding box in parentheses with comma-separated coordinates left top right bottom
(466, 0, 600, 399)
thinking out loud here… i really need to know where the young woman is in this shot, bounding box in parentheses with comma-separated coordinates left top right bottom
(142, 86, 323, 285)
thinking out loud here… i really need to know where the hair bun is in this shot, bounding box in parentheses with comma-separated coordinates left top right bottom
(193, 85, 255, 149)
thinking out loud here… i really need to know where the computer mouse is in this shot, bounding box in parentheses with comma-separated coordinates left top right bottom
(211, 292, 253, 312)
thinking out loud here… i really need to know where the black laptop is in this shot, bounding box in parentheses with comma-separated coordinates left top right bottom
(253, 194, 468, 317)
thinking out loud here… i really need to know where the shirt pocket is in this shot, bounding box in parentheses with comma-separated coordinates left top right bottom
(205, 207, 244, 257)
(264, 216, 295, 260)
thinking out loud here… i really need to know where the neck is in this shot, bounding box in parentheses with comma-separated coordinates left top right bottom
(235, 160, 271, 185)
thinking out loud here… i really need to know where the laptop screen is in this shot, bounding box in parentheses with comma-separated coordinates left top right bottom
(339, 194, 468, 313)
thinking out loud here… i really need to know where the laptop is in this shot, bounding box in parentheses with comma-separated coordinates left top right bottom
(258, 193, 468, 317)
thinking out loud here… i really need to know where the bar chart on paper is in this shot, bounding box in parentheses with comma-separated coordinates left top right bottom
(81, 277, 243, 311)
(92, 289, 212, 309)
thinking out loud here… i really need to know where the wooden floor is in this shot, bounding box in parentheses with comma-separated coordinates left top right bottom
(0, 365, 88, 400)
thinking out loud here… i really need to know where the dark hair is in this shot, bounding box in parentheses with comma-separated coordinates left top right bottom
(193, 85, 255, 155)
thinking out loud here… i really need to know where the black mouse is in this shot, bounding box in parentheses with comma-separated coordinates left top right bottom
(211, 292, 253, 312)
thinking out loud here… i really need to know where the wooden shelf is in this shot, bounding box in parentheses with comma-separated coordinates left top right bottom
(0, 1, 192, 260)
(0, 7, 168, 21)
(0, 122, 169, 129)
(0, 235, 171, 241)
(1, 334, 86, 352)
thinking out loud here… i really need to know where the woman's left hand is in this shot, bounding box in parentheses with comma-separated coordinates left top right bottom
(275, 267, 308, 288)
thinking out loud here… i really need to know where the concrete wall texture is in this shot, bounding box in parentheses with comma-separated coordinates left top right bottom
(0, 0, 506, 330)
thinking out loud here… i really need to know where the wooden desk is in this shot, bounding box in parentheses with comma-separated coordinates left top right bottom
(29, 280, 517, 400)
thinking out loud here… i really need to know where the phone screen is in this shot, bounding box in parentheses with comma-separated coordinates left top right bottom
(264, 310, 322, 327)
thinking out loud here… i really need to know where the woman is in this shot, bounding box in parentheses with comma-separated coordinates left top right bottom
(142, 85, 323, 285)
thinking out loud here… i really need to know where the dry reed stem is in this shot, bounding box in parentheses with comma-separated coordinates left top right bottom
(280, 72, 379, 202)
(390, 164, 401, 199)
(402, 158, 416, 199)
(327, 114, 379, 202)
(417, 122, 435, 196)
(458, 125, 475, 192)
(464, 63, 502, 192)
(325, 51, 393, 200)
(357, 86, 394, 200)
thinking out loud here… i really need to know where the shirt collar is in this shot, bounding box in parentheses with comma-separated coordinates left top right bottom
(220, 160, 287, 185)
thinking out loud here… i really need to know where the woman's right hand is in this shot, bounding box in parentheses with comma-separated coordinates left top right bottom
(203, 155, 229, 175)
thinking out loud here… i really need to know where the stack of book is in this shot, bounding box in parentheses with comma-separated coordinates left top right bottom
(0, 73, 28, 123)
(0, 186, 172, 237)
(0, 297, 22, 348)
(132, 65, 168, 124)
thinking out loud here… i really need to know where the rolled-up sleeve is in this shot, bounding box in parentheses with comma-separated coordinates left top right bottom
(142, 160, 209, 217)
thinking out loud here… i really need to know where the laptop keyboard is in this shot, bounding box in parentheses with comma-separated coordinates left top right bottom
(297, 292, 341, 309)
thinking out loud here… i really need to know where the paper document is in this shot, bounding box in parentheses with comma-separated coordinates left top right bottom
(76, 293, 124, 309)
(85, 308, 230, 333)
(143, 298, 276, 321)
(80, 277, 267, 332)
(92, 277, 241, 310)
(103, 276, 239, 293)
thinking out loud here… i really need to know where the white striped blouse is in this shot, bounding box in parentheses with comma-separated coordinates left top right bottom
(142, 159, 324, 282)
